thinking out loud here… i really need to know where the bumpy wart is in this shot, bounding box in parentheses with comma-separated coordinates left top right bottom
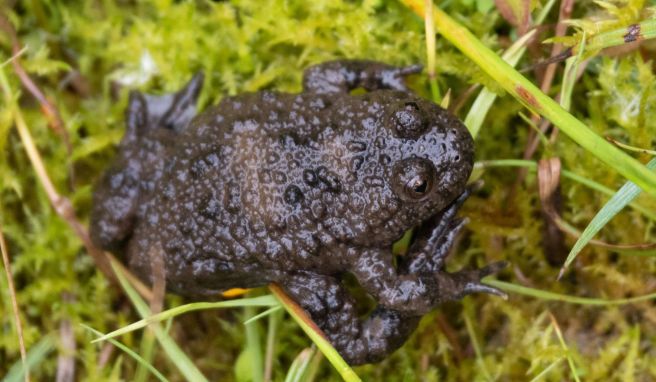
(90, 60, 505, 365)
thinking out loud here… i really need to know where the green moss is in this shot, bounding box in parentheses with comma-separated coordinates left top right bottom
(2, 0, 656, 380)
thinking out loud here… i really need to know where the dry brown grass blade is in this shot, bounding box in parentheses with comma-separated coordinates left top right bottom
(538, 159, 656, 252)
(0, 13, 75, 189)
(537, 158, 567, 265)
(97, 342, 115, 370)
(510, 0, 576, 207)
(269, 283, 329, 342)
(0, 63, 153, 301)
(55, 313, 76, 382)
(548, 312, 581, 382)
(148, 245, 166, 314)
(434, 313, 465, 363)
(10, 98, 114, 278)
(494, 0, 531, 35)
(0, 14, 74, 162)
(522, 0, 575, 161)
(0, 221, 29, 382)
(553, 217, 656, 251)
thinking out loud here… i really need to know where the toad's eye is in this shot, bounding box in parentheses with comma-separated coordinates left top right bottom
(388, 101, 426, 138)
(406, 176, 428, 196)
(391, 158, 437, 201)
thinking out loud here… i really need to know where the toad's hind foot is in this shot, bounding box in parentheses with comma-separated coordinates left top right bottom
(280, 272, 421, 365)
(129, 72, 204, 137)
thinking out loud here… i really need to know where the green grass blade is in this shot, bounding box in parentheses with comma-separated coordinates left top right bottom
(465, 29, 536, 137)
(622, 327, 640, 381)
(81, 325, 169, 382)
(560, 157, 656, 275)
(134, 330, 157, 382)
(487, 279, 656, 305)
(245, 305, 264, 382)
(423, 0, 441, 102)
(580, 19, 656, 56)
(402, 0, 656, 196)
(528, 358, 564, 382)
(264, 308, 283, 382)
(607, 138, 656, 156)
(559, 32, 586, 111)
(110, 261, 209, 382)
(534, 0, 558, 24)
(300, 348, 323, 382)
(284, 348, 316, 382)
(474, 159, 656, 221)
(3, 335, 55, 382)
(92, 295, 278, 343)
(463, 311, 492, 381)
(243, 305, 283, 325)
(462, 0, 556, 139)
(464, 0, 556, 138)
(270, 284, 362, 382)
(549, 314, 581, 382)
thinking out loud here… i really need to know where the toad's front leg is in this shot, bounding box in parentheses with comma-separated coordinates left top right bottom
(349, 191, 506, 315)
(401, 189, 507, 299)
(350, 247, 505, 317)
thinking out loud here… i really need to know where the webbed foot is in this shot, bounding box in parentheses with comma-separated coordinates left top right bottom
(442, 261, 508, 300)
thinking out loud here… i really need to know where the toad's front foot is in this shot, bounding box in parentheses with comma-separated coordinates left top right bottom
(435, 261, 508, 302)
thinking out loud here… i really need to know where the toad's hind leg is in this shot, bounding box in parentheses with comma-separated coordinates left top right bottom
(280, 272, 420, 365)
(89, 74, 204, 251)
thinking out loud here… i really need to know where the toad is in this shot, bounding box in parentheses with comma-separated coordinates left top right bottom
(90, 60, 505, 365)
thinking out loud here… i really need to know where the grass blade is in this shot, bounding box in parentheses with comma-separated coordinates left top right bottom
(463, 0, 555, 138)
(81, 325, 169, 382)
(560, 157, 656, 277)
(92, 295, 278, 343)
(134, 329, 157, 382)
(110, 260, 209, 382)
(401, 0, 656, 196)
(0, 222, 28, 382)
(487, 279, 656, 305)
(528, 358, 564, 382)
(245, 305, 264, 382)
(549, 314, 581, 382)
(463, 310, 492, 381)
(559, 32, 586, 111)
(423, 0, 440, 102)
(3, 335, 55, 382)
(243, 306, 283, 325)
(474, 159, 656, 221)
(284, 348, 316, 382)
(464, 29, 536, 137)
(264, 308, 283, 382)
(577, 19, 656, 56)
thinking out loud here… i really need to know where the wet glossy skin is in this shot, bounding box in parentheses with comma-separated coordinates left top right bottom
(90, 60, 504, 365)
